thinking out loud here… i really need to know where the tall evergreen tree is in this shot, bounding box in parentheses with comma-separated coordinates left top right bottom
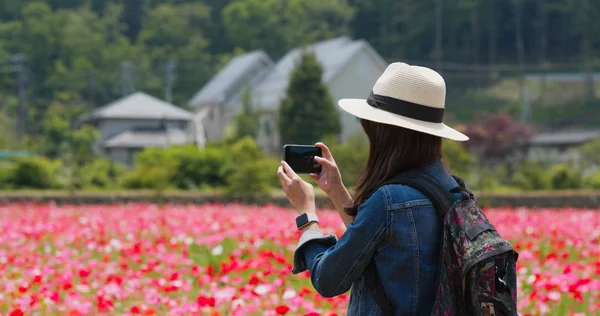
(279, 50, 340, 145)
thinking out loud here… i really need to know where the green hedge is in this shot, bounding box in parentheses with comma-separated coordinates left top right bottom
(2, 135, 600, 196)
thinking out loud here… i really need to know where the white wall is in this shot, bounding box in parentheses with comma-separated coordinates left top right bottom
(198, 104, 229, 142)
(328, 48, 386, 142)
(97, 119, 188, 141)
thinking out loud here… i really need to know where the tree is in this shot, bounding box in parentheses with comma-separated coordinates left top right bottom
(234, 88, 260, 140)
(222, 0, 353, 58)
(279, 50, 340, 145)
(461, 112, 533, 158)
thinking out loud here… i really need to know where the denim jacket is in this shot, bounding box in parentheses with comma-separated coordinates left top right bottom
(292, 160, 461, 316)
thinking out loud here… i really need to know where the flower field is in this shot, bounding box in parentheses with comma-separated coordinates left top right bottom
(0, 203, 598, 315)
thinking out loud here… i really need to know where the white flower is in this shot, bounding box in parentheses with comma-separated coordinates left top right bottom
(109, 238, 122, 250)
(526, 275, 536, 284)
(548, 291, 561, 301)
(254, 284, 270, 296)
(211, 245, 223, 256)
(283, 289, 296, 300)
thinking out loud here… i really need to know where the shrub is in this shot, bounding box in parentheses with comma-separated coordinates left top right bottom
(548, 163, 583, 190)
(5, 157, 62, 189)
(77, 159, 126, 189)
(169, 145, 228, 189)
(226, 159, 276, 197)
(220, 137, 267, 180)
(583, 171, 600, 189)
(512, 160, 551, 191)
(121, 148, 178, 190)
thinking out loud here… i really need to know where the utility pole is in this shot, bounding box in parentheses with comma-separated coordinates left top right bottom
(165, 60, 176, 103)
(434, 0, 444, 74)
(11, 54, 28, 142)
(121, 61, 135, 96)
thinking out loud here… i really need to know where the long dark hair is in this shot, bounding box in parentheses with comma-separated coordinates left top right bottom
(345, 119, 444, 216)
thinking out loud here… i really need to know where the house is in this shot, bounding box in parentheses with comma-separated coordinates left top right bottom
(79, 92, 198, 166)
(190, 36, 388, 153)
(527, 129, 600, 164)
(189, 51, 274, 142)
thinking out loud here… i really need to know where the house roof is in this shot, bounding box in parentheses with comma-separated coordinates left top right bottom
(250, 36, 384, 111)
(82, 92, 194, 122)
(103, 127, 192, 149)
(188, 50, 273, 107)
(529, 130, 600, 146)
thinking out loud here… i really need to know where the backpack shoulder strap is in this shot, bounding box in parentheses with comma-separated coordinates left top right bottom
(382, 170, 457, 219)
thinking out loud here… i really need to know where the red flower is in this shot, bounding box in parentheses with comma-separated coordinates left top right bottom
(305, 313, 320, 316)
(9, 309, 24, 316)
(131, 306, 141, 314)
(275, 305, 291, 315)
(18, 284, 28, 293)
(249, 275, 260, 285)
(79, 269, 91, 278)
(197, 296, 216, 307)
(49, 292, 59, 302)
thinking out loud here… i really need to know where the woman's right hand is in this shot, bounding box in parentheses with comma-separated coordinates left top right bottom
(310, 142, 345, 196)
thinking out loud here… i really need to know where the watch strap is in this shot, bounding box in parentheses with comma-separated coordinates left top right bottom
(297, 213, 319, 230)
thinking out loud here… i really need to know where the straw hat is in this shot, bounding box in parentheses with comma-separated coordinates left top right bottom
(338, 62, 469, 141)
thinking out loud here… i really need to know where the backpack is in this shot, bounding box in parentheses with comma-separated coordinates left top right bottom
(363, 170, 519, 316)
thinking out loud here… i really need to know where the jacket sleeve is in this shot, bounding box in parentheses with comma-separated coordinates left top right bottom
(291, 188, 388, 297)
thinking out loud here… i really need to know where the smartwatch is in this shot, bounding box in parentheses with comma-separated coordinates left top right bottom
(295, 213, 319, 230)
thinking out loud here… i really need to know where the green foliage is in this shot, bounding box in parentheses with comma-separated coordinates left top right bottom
(169, 145, 228, 190)
(471, 165, 509, 192)
(4, 157, 62, 189)
(325, 132, 369, 188)
(577, 138, 600, 167)
(226, 159, 278, 197)
(222, 0, 354, 58)
(279, 50, 340, 145)
(122, 137, 279, 194)
(443, 140, 475, 179)
(121, 147, 178, 190)
(76, 159, 126, 189)
(512, 160, 552, 191)
(33, 97, 99, 166)
(583, 171, 600, 189)
(548, 164, 583, 190)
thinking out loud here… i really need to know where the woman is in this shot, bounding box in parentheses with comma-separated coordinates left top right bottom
(277, 62, 469, 315)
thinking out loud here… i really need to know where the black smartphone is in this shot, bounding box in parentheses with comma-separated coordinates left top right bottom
(283, 145, 322, 174)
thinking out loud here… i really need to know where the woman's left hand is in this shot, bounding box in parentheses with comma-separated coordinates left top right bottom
(277, 161, 316, 214)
